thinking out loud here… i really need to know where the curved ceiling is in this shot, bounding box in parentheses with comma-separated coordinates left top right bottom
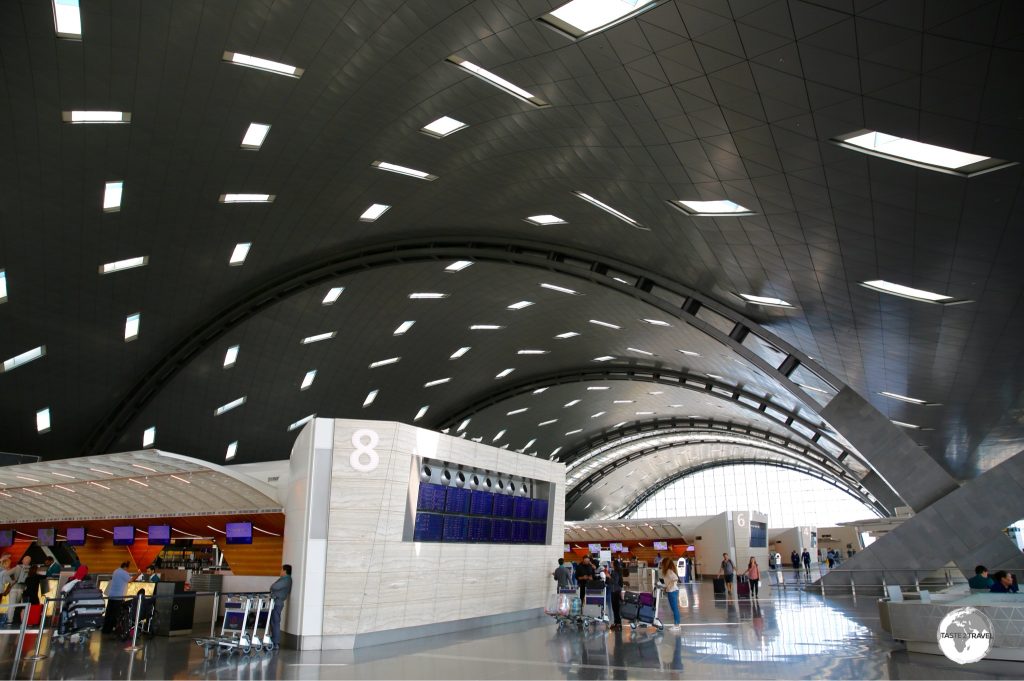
(2, 0, 1023, 510)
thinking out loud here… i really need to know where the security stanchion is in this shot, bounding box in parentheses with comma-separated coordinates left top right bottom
(24, 597, 52, 661)
(127, 594, 144, 651)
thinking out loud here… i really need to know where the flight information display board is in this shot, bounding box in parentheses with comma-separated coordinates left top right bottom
(417, 483, 447, 512)
(511, 521, 531, 544)
(491, 519, 512, 543)
(413, 482, 547, 545)
(443, 516, 469, 542)
(512, 497, 532, 519)
(492, 494, 514, 518)
(414, 513, 444, 542)
(444, 487, 471, 514)
(470, 490, 494, 515)
(530, 499, 548, 521)
(468, 518, 492, 542)
(529, 522, 546, 544)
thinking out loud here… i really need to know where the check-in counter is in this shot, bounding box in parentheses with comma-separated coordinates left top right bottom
(153, 581, 195, 636)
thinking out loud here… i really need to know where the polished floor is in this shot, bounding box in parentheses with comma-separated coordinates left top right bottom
(2, 583, 1022, 679)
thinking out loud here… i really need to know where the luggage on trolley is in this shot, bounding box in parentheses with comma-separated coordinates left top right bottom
(581, 582, 607, 627)
(545, 587, 578, 629)
(53, 580, 106, 645)
(626, 588, 663, 631)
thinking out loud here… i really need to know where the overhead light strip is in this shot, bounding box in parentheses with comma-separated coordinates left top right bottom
(539, 0, 661, 40)
(222, 51, 304, 78)
(833, 129, 1014, 177)
(446, 56, 548, 107)
(573, 191, 644, 229)
(371, 160, 437, 181)
(52, 0, 82, 39)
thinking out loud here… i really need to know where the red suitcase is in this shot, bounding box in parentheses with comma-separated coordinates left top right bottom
(27, 603, 42, 627)
(736, 575, 751, 598)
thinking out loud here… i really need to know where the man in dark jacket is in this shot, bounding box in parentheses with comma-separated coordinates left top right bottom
(607, 561, 627, 630)
(268, 565, 292, 649)
(801, 550, 811, 573)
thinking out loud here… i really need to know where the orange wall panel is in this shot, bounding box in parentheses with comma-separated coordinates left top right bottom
(219, 537, 283, 577)
(72, 543, 133, 573)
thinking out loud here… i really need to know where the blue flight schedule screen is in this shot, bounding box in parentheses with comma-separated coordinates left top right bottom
(491, 519, 512, 543)
(512, 497, 532, 519)
(467, 517, 492, 542)
(530, 498, 548, 521)
(469, 490, 494, 515)
(443, 515, 469, 542)
(413, 478, 546, 544)
(417, 483, 447, 512)
(413, 513, 444, 541)
(511, 521, 530, 543)
(492, 494, 513, 517)
(529, 522, 546, 544)
(444, 486, 471, 514)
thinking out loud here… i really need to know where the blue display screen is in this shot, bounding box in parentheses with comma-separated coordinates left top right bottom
(113, 525, 135, 546)
(444, 487, 471, 514)
(443, 516, 469, 542)
(492, 494, 513, 518)
(511, 521, 531, 543)
(491, 519, 512, 543)
(148, 525, 171, 545)
(417, 483, 447, 512)
(467, 517, 492, 542)
(530, 498, 548, 521)
(413, 477, 545, 545)
(512, 497, 532, 519)
(529, 522, 546, 544)
(469, 490, 494, 516)
(414, 513, 444, 542)
(65, 527, 86, 546)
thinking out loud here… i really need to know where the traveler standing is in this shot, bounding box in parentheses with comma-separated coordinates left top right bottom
(659, 558, 681, 628)
(790, 550, 799, 570)
(743, 557, 760, 598)
(801, 549, 811, 573)
(103, 562, 132, 633)
(607, 560, 625, 630)
(268, 564, 292, 649)
(0, 555, 11, 628)
(575, 555, 595, 601)
(552, 558, 572, 590)
(718, 553, 736, 597)
(6, 555, 32, 627)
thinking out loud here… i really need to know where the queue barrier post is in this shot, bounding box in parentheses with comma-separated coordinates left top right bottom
(128, 593, 144, 651)
(23, 596, 52, 661)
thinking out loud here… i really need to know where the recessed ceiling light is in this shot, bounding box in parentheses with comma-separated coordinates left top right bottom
(564, 400, 580, 407)
(102, 181, 123, 212)
(538, 419, 558, 426)
(223, 345, 239, 368)
(739, 293, 793, 308)
(671, 199, 754, 216)
(522, 438, 537, 451)
(421, 115, 468, 138)
(507, 408, 528, 415)
(457, 418, 471, 432)
(229, 243, 252, 266)
(635, 411, 654, 416)
(393, 320, 415, 335)
(539, 0, 661, 39)
(879, 391, 931, 405)
(470, 324, 503, 330)
(322, 287, 344, 305)
(371, 160, 437, 181)
(495, 368, 515, 378)
(300, 370, 317, 390)
(36, 408, 51, 433)
(678, 349, 700, 357)
(301, 332, 336, 344)
(492, 429, 506, 442)
(541, 283, 579, 295)
(891, 419, 920, 429)
(363, 390, 379, 407)
(214, 396, 246, 416)
(533, 387, 548, 394)
(52, 0, 82, 39)
(369, 357, 400, 368)
(593, 356, 615, 362)
(525, 214, 566, 226)
(591, 411, 606, 418)
(424, 378, 451, 387)
(587, 386, 609, 391)
(222, 51, 304, 78)
(589, 319, 620, 329)
(648, 391, 663, 395)
(627, 347, 653, 356)
(706, 373, 724, 380)
(613, 400, 634, 404)
(449, 347, 470, 359)
(445, 260, 473, 272)
(359, 203, 391, 222)
(518, 349, 548, 355)
(642, 319, 671, 327)
(551, 447, 562, 457)
(508, 300, 534, 310)
(414, 406, 429, 421)
(573, 191, 644, 229)
(142, 426, 156, 447)
(860, 279, 962, 304)
(446, 56, 548, 107)
(240, 123, 271, 150)
(409, 292, 448, 299)
(833, 130, 1014, 176)
(288, 414, 315, 432)
(0, 269, 6, 303)
(99, 256, 148, 274)
(555, 331, 579, 339)
(124, 312, 140, 342)
(565, 429, 583, 436)
(225, 441, 238, 460)
(219, 193, 274, 204)
(62, 111, 131, 124)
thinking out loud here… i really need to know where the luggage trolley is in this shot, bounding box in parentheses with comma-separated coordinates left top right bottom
(544, 587, 579, 629)
(580, 582, 607, 628)
(194, 593, 268, 656)
(621, 585, 664, 631)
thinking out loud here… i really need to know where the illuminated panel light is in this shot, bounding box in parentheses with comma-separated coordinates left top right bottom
(62, 111, 131, 124)
(525, 214, 566, 226)
(541, 283, 579, 295)
(671, 199, 754, 216)
(229, 243, 251, 266)
(371, 160, 437, 181)
(288, 415, 315, 432)
(555, 331, 579, 339)
(470, 325, 503, 330)
(538, 419, 558, 426)
(565, 429, 582, 436)
(446, 56, 548, 107)
(421, 116, 467, 138)
(891, 419, 920, 430)
(214, 396, 246, 416)
(240, 123, 271, 150)
(589, 319, 620, 329)
(832, 130, 1015, 177)
(627, 347, 653, 356)
(492, 429, 506, 442)
(323, 287, 344, 305)
(449, 347, 470, 359)
(359, 203, 390, 222)
(879, 391, 932, 406)
(222, 51, 304, 78)
(587, 386, 609, 391)
(860, 279, 966, 305)
(591, 411, 606, 418)
(457, 418, 471, 433)
(495, 368, 515, 378)
(0, 269, 6, 303)
(613, 400, 634, 404)
(518, 349, 548, 355)
(219, 193, 274, 204)
(36, 408, 51, 433)
(564, 400, 580, 407)
(594, 356, 615, 362)
(508, 301, 534, 310)
(642, 318, 671, 327)
(739, 293, 793, 308)
(142, 426, 155, 447)
(445, 260, 473, 272)
(539, 0, 660, 39)
(99, 256, 147, 274)
(223, 345, 239, 368)
(363, 390, 379, 407)
(301, 370, 317, 390)
(369, 357, 400, 369)
(301, 332, 336, 344)
(103, 181, 124, 212)
(507, 408, 528, 415)
(635, 411, 654, 416)
(414, 406, 429, 421)
(706, 373, 724, 380)
(550, 447, 562, 457)
(409, 292, 448, 299)
(573, 191, 644, 229)
(533, 387, 548, 394)
(425, 378, 451, 387)
(52, 0, 81, 38)
(394, 321, 415, 336)
(124, 312, 140, 342)
(678, 349, 700, 357)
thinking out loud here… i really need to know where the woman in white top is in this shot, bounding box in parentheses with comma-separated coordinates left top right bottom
(659, 557, 681, 627)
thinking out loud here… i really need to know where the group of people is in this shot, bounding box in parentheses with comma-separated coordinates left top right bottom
(789, 549, 812, 571)
(0, 554, 63, 627)
(969, 565, 1020, 593)
(716, 553, 761, 598)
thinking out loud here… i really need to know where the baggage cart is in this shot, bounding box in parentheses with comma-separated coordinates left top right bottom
(544, 587, 579, 629)
(627, 586, 663, 631)
(193, 593, 266, 656)
(581, 582, 607, 628)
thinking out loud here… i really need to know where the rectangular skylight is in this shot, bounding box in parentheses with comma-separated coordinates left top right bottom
(541, 283, 579, 295)
(288, 414, 315, 432)
(525, 214, 566, 226)
(0, 269, 5, 303)
(533, 387, 548, 394)
(587, 386, 609, 390)
(371, 160, 437, 181)
(891, 419, 920, 429)
(240, 123, 271, 150)
(573, 191, 643, 229)
(301, 332, 336, 344)
(457, 418, 471, 432)
(593, 355, 615, 362)
(589, 319, 620, 329)
(369, 357, 400, 368)
(538, 419, 558, 426)
(223, 345, 239, 368)
(414, 406, 429, 421)
(445, 260, 473, 272)
(362, 389, 379, 407)
(860, 280, 955, 304)
(394, 320, 415, 335)
(359, 203, 391, 222)
(565, 429, 583, 436)
(52, 0, 82, 38)
(678, 349, 700, 357)
(507, 408, 528, 415)
(229, 243, 251, 266)
(214, 396, 246, 416)
(470, 324, 503, 330)
(449, 346, 470, 359)
(492, 429, 506, 442)
(103, 181, 123, 212)
(591, 411, 606, 418)
(739, 293, 793, 308)
(627, 347, 653, 356)
(36, 408, 51, 433)
(446, 56, 548, 107)
(424, 378, 451, 387)
(301, 370, 317, 390)
(613, 400, 634, 404)
(322, 287, 344, 305)
(550, 447, 562, 457)
(409, 292, 448, 299)
(540, 0, 660, 39)
(833, 130, 1014, 176)
(99, 256, 148, 274)
(642, 318, 671, 326)
(124, 312, 140, 341)
(421, 116, 468, 138)
(564, 399, 580, 407)
(226, 441, 238, 460)
(495, 368, 515, 378)
(671, 199, 754, 216)
(222, 51, 304, 78)
(555, 331, 579, 339)
(517, 349, 548, 355)
(62, 111, 131, 124)
(219, 193, 275, 204)
(879, 391, 929, 405)
(635, 411, 654, 416)
(508, 300, 534, 310)
(142, 426, 155, 447)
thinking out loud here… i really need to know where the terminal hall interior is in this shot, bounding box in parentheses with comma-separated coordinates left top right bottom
(1, 0, 1023, 679)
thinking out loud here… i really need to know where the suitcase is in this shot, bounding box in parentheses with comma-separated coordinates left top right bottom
(545, 594, 567, 616)
(737, 576, 750, 598)
(638, 604, 656, 624)
(712, 577, 726, 594)
(621, 592, 640, 620)
(569, 597, 582, 617)
(27, 603, 42, 627)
